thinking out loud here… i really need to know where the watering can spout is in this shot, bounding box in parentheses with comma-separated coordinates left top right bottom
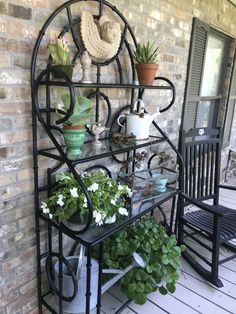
(101, 252, 145, 294)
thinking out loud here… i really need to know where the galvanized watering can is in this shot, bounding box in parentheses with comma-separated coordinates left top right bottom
(53, 249, 145, 313)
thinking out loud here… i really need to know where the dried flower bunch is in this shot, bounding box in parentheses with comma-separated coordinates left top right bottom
(41, 169, 132, 226)
(47, 35, 70, 65)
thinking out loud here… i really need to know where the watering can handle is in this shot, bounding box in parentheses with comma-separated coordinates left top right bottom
(133, 99, 145, 112)
(45, 252, 78, 302)
(75, 245, 85, 280)
(117, 114, 126, 128)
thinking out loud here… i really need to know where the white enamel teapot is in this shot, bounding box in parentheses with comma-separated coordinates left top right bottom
(117, 99, 160, 140)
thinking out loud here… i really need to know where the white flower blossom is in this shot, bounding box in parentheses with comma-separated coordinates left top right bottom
(110, 199, 116, 205)
(126, 187, 133, 197)
(93, 211, 106, 225)
(94, 211, 102, 224)
(57, 194, 64, 207)
(56, 101, 64, 111)
(118, 207, 128, 216)
(83, 196, 88, 208)
(41, 201, 50, 214)
(97, 219, 104, 226)
(49, 213, 53, 219)
(88, 182, 99, 192)
(118, 184, 123, 191)
(70, 187, 78, 198)
(81, 171, 87, 178)
(105, 214, 116, 224)
(108, 182, 112, 187)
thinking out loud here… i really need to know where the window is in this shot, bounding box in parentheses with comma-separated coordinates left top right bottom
(223, 53, 236, 146)
(181, 18, 234, 141)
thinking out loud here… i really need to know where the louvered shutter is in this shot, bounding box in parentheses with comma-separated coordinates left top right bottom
(223, 51, 236, 146)
(181, 18, 210, 131)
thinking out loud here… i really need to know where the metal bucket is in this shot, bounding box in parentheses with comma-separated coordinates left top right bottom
(54, 256, 99, 313)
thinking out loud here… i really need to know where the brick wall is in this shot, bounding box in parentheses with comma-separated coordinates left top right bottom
(0, 0, 235, 313)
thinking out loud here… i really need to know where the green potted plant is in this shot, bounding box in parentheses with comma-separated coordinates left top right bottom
(47, 35, 73, 79)
(133, 42, 159, 85)
(57, 93, 94, 159)
(94, 217, 184, 305)
(41, 169, 132, 225)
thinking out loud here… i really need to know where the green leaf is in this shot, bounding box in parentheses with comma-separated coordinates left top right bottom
(136, 282, 145, 293)
(146, 265, 153, 273)
(139, 270, 148, 281)
(162, 245, 169, 254)
(162, 255, 169, 265)
(128, 283, 136, 293)
(159, 286, 168, 295)
(61, 94, 94, 126)
(166, 283, 176, 294)
(169, 259, 181, 270)
(145, 283, 153, 294)
(135, 271, 142, 281)
(134, 293, 147, 305)
(149, 277, 157, 289)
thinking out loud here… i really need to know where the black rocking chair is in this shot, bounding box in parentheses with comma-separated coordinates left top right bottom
(177, 127, 236, 287)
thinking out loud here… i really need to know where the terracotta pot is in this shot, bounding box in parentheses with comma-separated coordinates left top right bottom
(135, 63, 159, 85)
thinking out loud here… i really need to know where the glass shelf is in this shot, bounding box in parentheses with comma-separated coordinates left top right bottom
(79, 188, 178, 245)
(40, 187, 179, 246)
(38, 80, 175, 90)
(118, 166, 178, 205)
(38, 136, 165, 164)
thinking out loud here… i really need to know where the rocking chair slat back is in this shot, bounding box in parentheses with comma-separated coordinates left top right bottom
(180, 128, 221, 202)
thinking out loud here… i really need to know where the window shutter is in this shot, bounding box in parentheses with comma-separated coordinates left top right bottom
(181, 18, 210, 131)
(223, 50, 236, 146)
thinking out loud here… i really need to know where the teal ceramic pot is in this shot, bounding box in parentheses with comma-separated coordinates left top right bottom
(63, 125, 86, 160)
(152, 173, 168, 192)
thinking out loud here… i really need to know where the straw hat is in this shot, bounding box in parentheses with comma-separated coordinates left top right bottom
(80, 10, 121, 60)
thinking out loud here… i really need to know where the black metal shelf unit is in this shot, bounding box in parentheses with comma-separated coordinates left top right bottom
(31, 1, 183, 313)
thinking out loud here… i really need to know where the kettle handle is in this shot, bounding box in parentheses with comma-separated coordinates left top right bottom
(133, 99, 145, 112)
(117, 114, 126, 127)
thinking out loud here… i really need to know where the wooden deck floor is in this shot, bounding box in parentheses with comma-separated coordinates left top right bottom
(105, 179, 236, 314)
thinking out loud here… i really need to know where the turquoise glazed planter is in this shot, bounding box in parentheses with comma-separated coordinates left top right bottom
(152, 173, 168, 192)
(63, 125, 86, 160)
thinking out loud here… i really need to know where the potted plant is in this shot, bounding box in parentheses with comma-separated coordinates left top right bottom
(41, 169, 132, 225)
(47, 35, 73, 79)
(57, 93, 94, 159)
(133, 42, 159, 85)
(94, 217, 184, 305)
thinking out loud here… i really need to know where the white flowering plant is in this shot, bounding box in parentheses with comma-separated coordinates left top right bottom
(41, 169, 132, 226)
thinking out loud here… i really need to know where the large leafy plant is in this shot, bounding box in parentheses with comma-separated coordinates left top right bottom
(133, 42, 159, 64)
(57, 94, 95, 126)
(48, 36, 70, 65)
(41, 170, 132, 225)
(96, 217, 184, 305)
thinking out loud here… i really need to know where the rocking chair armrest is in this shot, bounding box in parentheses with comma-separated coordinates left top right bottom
(180, 193, 232, 217)
(218, 184, 236, 192)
